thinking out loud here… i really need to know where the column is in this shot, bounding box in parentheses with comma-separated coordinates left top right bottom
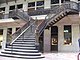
(59, 0, 61, 5)
(58, 25, 64, 52)
(4, 5, 9, 19)
(44, 0, 51, 9)
(35, 1, 37, 10)
(23, 1, 28, 11)
(2, 28, 7, 50)
(44, 27, 51, 52)
(12, 27, 16, 34)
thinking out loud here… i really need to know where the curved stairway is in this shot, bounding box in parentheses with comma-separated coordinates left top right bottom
(0, 1, 79, 59)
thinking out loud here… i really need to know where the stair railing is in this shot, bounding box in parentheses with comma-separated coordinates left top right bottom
(35, 1, 78, 44)
(9, 9, 34, 22)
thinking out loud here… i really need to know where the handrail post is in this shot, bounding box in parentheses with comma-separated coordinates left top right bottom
(35, 28, 39, 51)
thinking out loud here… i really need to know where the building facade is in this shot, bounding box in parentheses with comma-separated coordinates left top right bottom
(0, 0, 80, 53)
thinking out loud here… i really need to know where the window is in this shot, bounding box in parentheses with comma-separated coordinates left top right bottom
(28, 2, 35, 7)
(61, 0, 70, 3)
(37, 1, 44, 6)
(16, 27, 20, 31)
(51, 0, 59, 4)
(17, 4, 23, 9)
(64, 25, 72, 45)
(28, 8, 35, 12)
(9, 5, 15, 10)
(0, 7, 5, 11)
(37, 7, 44, 10)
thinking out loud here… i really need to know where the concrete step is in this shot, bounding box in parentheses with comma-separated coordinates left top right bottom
(0, 53, 44, 59)
(4, 48, 38, 53)
(10, 44, 35, 46)
(9, 44, 35, 47)
(17, 38, 35, 40)
(7, 46, 36, 49)
(15, 40, 35, 42)
(1, 50, 41, 56)
(13, 42, 35, 45)
(13, 42, 35, 44)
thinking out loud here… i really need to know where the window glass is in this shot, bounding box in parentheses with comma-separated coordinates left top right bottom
(64, 25, 72, 45)
(0, 7, 5, 11)
(9, 5, 15, 10)
(37, 1, 44, 6)
(51, 0, 59, 4)
(28, 2, 35, 7)
(61, 0, 70, 3)
(17, 4, 23, 9)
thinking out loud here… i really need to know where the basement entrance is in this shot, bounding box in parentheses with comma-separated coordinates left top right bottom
(51, 26, 58, 52)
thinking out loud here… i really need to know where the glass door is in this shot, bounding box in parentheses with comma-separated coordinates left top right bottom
(51, 26, 58, 51)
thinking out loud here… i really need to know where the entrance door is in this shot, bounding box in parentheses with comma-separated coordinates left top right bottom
(51, 26, 58, 51)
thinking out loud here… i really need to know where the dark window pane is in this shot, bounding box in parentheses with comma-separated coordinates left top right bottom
(37, 7, 44, 10)
(37, 1, 44, 6)
(28, 8, 35, 12)
(51, 0, 59, 4)
(0, 7, 5, 11)
(17, 4, 23, 9)
(9, 5, 15, 10)
(64, 25, 72, 45)
(28, 2, 35, 7)
(61, 0, 70, 3)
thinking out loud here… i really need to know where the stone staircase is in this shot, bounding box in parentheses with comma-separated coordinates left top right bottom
(1, 35, 44, 59)
(0, 1, 79, 59)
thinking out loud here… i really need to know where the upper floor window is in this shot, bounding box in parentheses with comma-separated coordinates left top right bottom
(17, 4, 23, 9)
(51, 0, 59, 4)
(64, 25, 72, 45)
(37, 1, 44, 6)
(28, 2, 35, 7)
(61, 0, 70, 3)
(9, 5, 15, 10)
(0, 7, 5, 11)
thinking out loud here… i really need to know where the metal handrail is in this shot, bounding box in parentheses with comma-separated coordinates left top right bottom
(10, 21, 36, 45)
(36, 1, 79, 37)
(8, 1, 79, 46)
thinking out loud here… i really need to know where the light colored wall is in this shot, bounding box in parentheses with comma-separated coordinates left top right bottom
(44, 0, 51, 9)
(70, 0, 78, 2)
(58, 24, 79, 52)
(44, 27, 51, 52)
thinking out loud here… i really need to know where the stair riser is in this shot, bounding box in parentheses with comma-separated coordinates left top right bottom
(15, 40, 35, 42)
(5, 50, 38, 53)
(7, 47, 36, 50)
(13, 42, 35, 44)
(13, 43, 35, 44)
(17, 38, 35, 40)
(0, 55, 44, 59)
(8, 45, 35, 47)
(2, 52, 41, 56)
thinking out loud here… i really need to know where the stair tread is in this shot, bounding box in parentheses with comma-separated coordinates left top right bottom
(7, 46, 36, 49)
(12, 43, 35, 45)
(0, 53, 44, 59)
(2, 50, 41, 55)
(14, 42, 35, 43)
(15, 40, 35, 42)
(9, 44, 35, 47)
(5, 48, 38, 52)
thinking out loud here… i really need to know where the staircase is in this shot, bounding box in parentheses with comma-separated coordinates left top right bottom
(0, 1, 79, 59)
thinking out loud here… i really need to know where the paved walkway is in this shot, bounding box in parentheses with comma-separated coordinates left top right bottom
(0, 52, 79, 60)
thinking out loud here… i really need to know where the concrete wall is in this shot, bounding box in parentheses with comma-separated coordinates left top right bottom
(44, 28, 51, 52)
(58, 24, 79, 52)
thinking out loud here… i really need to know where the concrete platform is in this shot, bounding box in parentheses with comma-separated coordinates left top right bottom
(0, 52, 79, 60)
